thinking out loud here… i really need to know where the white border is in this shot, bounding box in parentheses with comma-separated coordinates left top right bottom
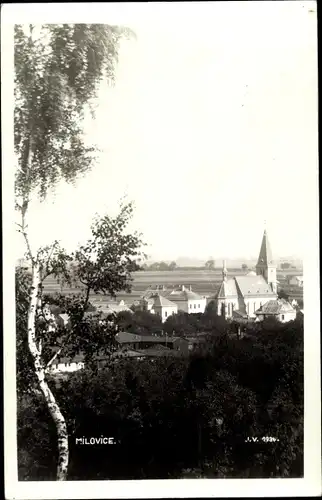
(2, 2, 321, 498)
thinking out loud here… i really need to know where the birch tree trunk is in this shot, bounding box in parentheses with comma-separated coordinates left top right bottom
(28, 263, 69, 480)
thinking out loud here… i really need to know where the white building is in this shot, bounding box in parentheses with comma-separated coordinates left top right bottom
(151, 294, 178, 322)
(140, 285, 207, 315)
(50, 355, 85, 373)
(166, 285, 207, 314)
(255, 299, 297, 323)
(90, 298, 133, 314)
(215, 229, 278, 320)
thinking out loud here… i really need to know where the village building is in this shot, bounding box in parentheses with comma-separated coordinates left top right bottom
(214, 229, 278, 320)
(50, 354, 85, 374)
(139, 284, 207, 316)
(254, 298, 297, 323)
(90, 298, 133, 315)
(151, 294, 178, 322)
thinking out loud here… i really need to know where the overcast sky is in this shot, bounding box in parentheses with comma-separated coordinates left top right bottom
(13, 1, 318, 262)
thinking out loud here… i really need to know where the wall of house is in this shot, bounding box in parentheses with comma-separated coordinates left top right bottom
(216, 298, 239, 318)
(153, 305, 177, 322)
(217, 296, 275, 319)
(278, 310, 297, 323)
(244, 297, 274, 318)
(172, 299, 188, 313)
(187, 298, 207, 314)
(256, 309, 296, 323)
(51, 361, 85, 373)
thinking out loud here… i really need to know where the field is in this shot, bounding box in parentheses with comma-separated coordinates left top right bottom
(43, 268, 304, 305)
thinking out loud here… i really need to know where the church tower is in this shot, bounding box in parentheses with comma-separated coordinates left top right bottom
(256, 229, 277, 294)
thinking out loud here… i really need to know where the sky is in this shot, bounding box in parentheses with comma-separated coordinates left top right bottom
(13, 1, 318, 262)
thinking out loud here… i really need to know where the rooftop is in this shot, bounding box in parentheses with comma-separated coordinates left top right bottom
(217, 278, 238, 298)
(152, 294, 178, 308)
(235, 275, 276, 297)
(256, 230, 274, 267)
(115, 331, 182, 344)
(255, 299, 295, 315)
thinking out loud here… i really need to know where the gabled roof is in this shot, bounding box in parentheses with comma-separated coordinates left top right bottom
(256, 230, 274, 266)
(255, 299, 295, 315)
(167, 289, 204, 301)
(235, 275, 276, 297)
(116, 331, 142, 343)
(116, 331, 178, 344)
(217, 278, 238, 298)
(142, 287, 204, 303)
(152, 294, 178, 308)
(184, 290, 205, 301)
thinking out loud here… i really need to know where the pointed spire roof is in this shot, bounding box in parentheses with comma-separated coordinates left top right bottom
(256, 230, 274, 266)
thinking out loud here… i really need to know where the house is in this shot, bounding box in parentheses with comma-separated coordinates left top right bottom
(134, 292, 178, 322)
(213, 229, 278, 320)
(288, 276, 304, 287)
(140, 285, 207, 315)
(90, 298, 133, 315)
(166, 285, 207, 314)
(151, 294, 178, 322)
(50, 354, 85, 373)
(254, 299, 297, 323)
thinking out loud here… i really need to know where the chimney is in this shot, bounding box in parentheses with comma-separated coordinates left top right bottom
(181, 285, 185, 291)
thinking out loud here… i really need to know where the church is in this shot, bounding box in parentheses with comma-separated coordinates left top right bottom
(215, 229, 278, 320)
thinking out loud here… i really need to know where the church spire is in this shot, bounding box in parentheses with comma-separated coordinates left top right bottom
(256, 229, 274, 267)
(255, 228, 277, 294)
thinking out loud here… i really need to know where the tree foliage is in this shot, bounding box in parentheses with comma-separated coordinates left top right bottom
(163, 309, 228, 337)
(15, 23, 137, 479)
(205, 259, 215, 271)
(16, 201, 146, 392)
(115, 310, 163, 336)
(278, 289, 290, 301)
(15, 23, 133, 201)
(17, 318, 303, 479)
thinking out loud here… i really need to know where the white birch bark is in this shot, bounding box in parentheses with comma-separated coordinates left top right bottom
(27, 263, 69, 480)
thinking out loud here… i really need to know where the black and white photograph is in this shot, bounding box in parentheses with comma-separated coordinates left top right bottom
(2, 1, 321, 498)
